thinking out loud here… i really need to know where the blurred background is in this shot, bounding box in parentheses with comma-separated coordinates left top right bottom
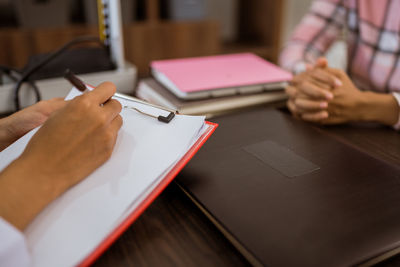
(0, 0, 322, 77)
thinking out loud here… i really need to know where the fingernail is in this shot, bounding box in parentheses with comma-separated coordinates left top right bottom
(321, 112, 329, 119)
(335, 79, 342, 87)
(320, 102, 328, 108)
(325, 92, 334, 99)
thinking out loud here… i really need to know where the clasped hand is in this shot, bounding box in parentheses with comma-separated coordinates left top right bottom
(286, 58, 365, 124)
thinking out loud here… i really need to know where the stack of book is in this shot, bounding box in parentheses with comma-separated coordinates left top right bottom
(136, 53, 292, 118)
(136, 78, 288, 118)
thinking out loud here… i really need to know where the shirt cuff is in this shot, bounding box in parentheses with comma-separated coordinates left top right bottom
(292, 61, 308, 74)
(392, 92, 400, 130)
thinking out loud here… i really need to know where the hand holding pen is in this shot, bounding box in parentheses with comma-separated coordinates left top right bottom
(64, 69, 175, 123)
(1, 78, 123, 230)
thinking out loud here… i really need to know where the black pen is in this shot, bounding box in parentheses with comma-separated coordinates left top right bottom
(64, 69, 88, 92)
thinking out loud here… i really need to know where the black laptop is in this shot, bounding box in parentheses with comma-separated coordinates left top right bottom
(176, 108, 400, 267)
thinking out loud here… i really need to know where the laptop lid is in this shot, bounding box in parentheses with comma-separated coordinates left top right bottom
(151, 53, 292, 100)
(177, 108, 400, 266)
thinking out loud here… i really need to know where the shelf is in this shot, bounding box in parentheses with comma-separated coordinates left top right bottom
(0, 0, 285, 76)
(0, 21, 220, 77)
(123, 20, 220, 76)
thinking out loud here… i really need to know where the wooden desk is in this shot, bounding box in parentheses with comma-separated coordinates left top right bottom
(93, 108, 400, 267)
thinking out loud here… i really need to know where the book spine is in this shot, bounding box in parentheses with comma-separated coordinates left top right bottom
(136, 81, 177, 110)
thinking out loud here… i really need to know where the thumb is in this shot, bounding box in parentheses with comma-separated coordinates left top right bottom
(315, 57, 328, 68)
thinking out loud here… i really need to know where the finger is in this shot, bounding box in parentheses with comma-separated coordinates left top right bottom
(287, 99, 299, 115)
(285, 85, 298, 99)
(320, 116, 344, 125)
(46, 98, 67, 112)
(301, 111, 329, 122)
(308, 77, 332, 90)
(290, 72, 331, 91)
(104, 115, 123, 156)
(290, 75, 332, 98)
(87, 82, 117, 104)
(109, 115, 123, 143)
(310, 68, 342, 88)
(324, 68, 345, 79)
(294, 98, 328, 112)
(101, 99, 122, 122)
(290, 70, 334, 89)
(298, 81, 334, 100)
(286, 85, 314, 99)
(291, 74, 307, 86)
(315, 57, 328, 68)
(110, 114, 123, 131)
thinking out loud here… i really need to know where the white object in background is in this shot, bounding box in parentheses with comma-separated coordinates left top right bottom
(325, 40, 348, 71)
(0, 0, 137, 114)
(0, 63, 137, 113)
(84, 0, 136, 25)
(104, 0, 126, 69)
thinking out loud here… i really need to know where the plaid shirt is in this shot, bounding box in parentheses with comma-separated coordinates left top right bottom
(279, 0, 400, 127)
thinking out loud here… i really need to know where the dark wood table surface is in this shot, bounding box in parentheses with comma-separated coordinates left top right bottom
(93, 108, 400, 267)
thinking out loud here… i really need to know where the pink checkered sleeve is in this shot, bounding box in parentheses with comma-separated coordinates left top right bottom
(279, 0, 347, 73)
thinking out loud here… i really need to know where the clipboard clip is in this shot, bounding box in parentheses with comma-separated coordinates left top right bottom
(123, 105, 175, 123)
(115, 93, 177, 124)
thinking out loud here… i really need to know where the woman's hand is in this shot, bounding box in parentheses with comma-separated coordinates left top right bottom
(286, 60, 340, 121)
(286, 64, 399, 125)
(323, 68, 399, 125)
(288, 67, 365, 124)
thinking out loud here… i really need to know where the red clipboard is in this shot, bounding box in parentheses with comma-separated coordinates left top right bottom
(78, 121, 218, 266)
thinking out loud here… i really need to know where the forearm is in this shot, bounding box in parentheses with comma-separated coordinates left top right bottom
(359, 92, 399, 126)
(0, 157, 64, 231)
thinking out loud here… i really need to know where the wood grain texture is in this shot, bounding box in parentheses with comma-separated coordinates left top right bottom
(146, 0, 159, 24)
(123, 21, 220, 77)
(0, 0, 286, 74)
(238, 0, 284, 62)
(0, 21, 220, 76)
(93, 182, 250, 267)
(316, 123, 400, 167)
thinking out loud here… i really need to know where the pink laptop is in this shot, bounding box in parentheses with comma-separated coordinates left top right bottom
(150, 53, 292, 100)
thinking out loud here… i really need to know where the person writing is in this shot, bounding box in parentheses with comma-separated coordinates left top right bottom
(0, 82, 122, 266)
(279, 0, 400, 129)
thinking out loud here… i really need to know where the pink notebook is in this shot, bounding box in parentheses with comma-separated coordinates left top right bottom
(151, 53, 292, 100)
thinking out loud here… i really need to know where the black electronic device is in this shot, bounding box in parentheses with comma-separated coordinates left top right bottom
(177, 108, 400, 267)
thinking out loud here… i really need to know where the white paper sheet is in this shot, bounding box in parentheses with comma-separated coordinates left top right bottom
(0, 88, 205, 267)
